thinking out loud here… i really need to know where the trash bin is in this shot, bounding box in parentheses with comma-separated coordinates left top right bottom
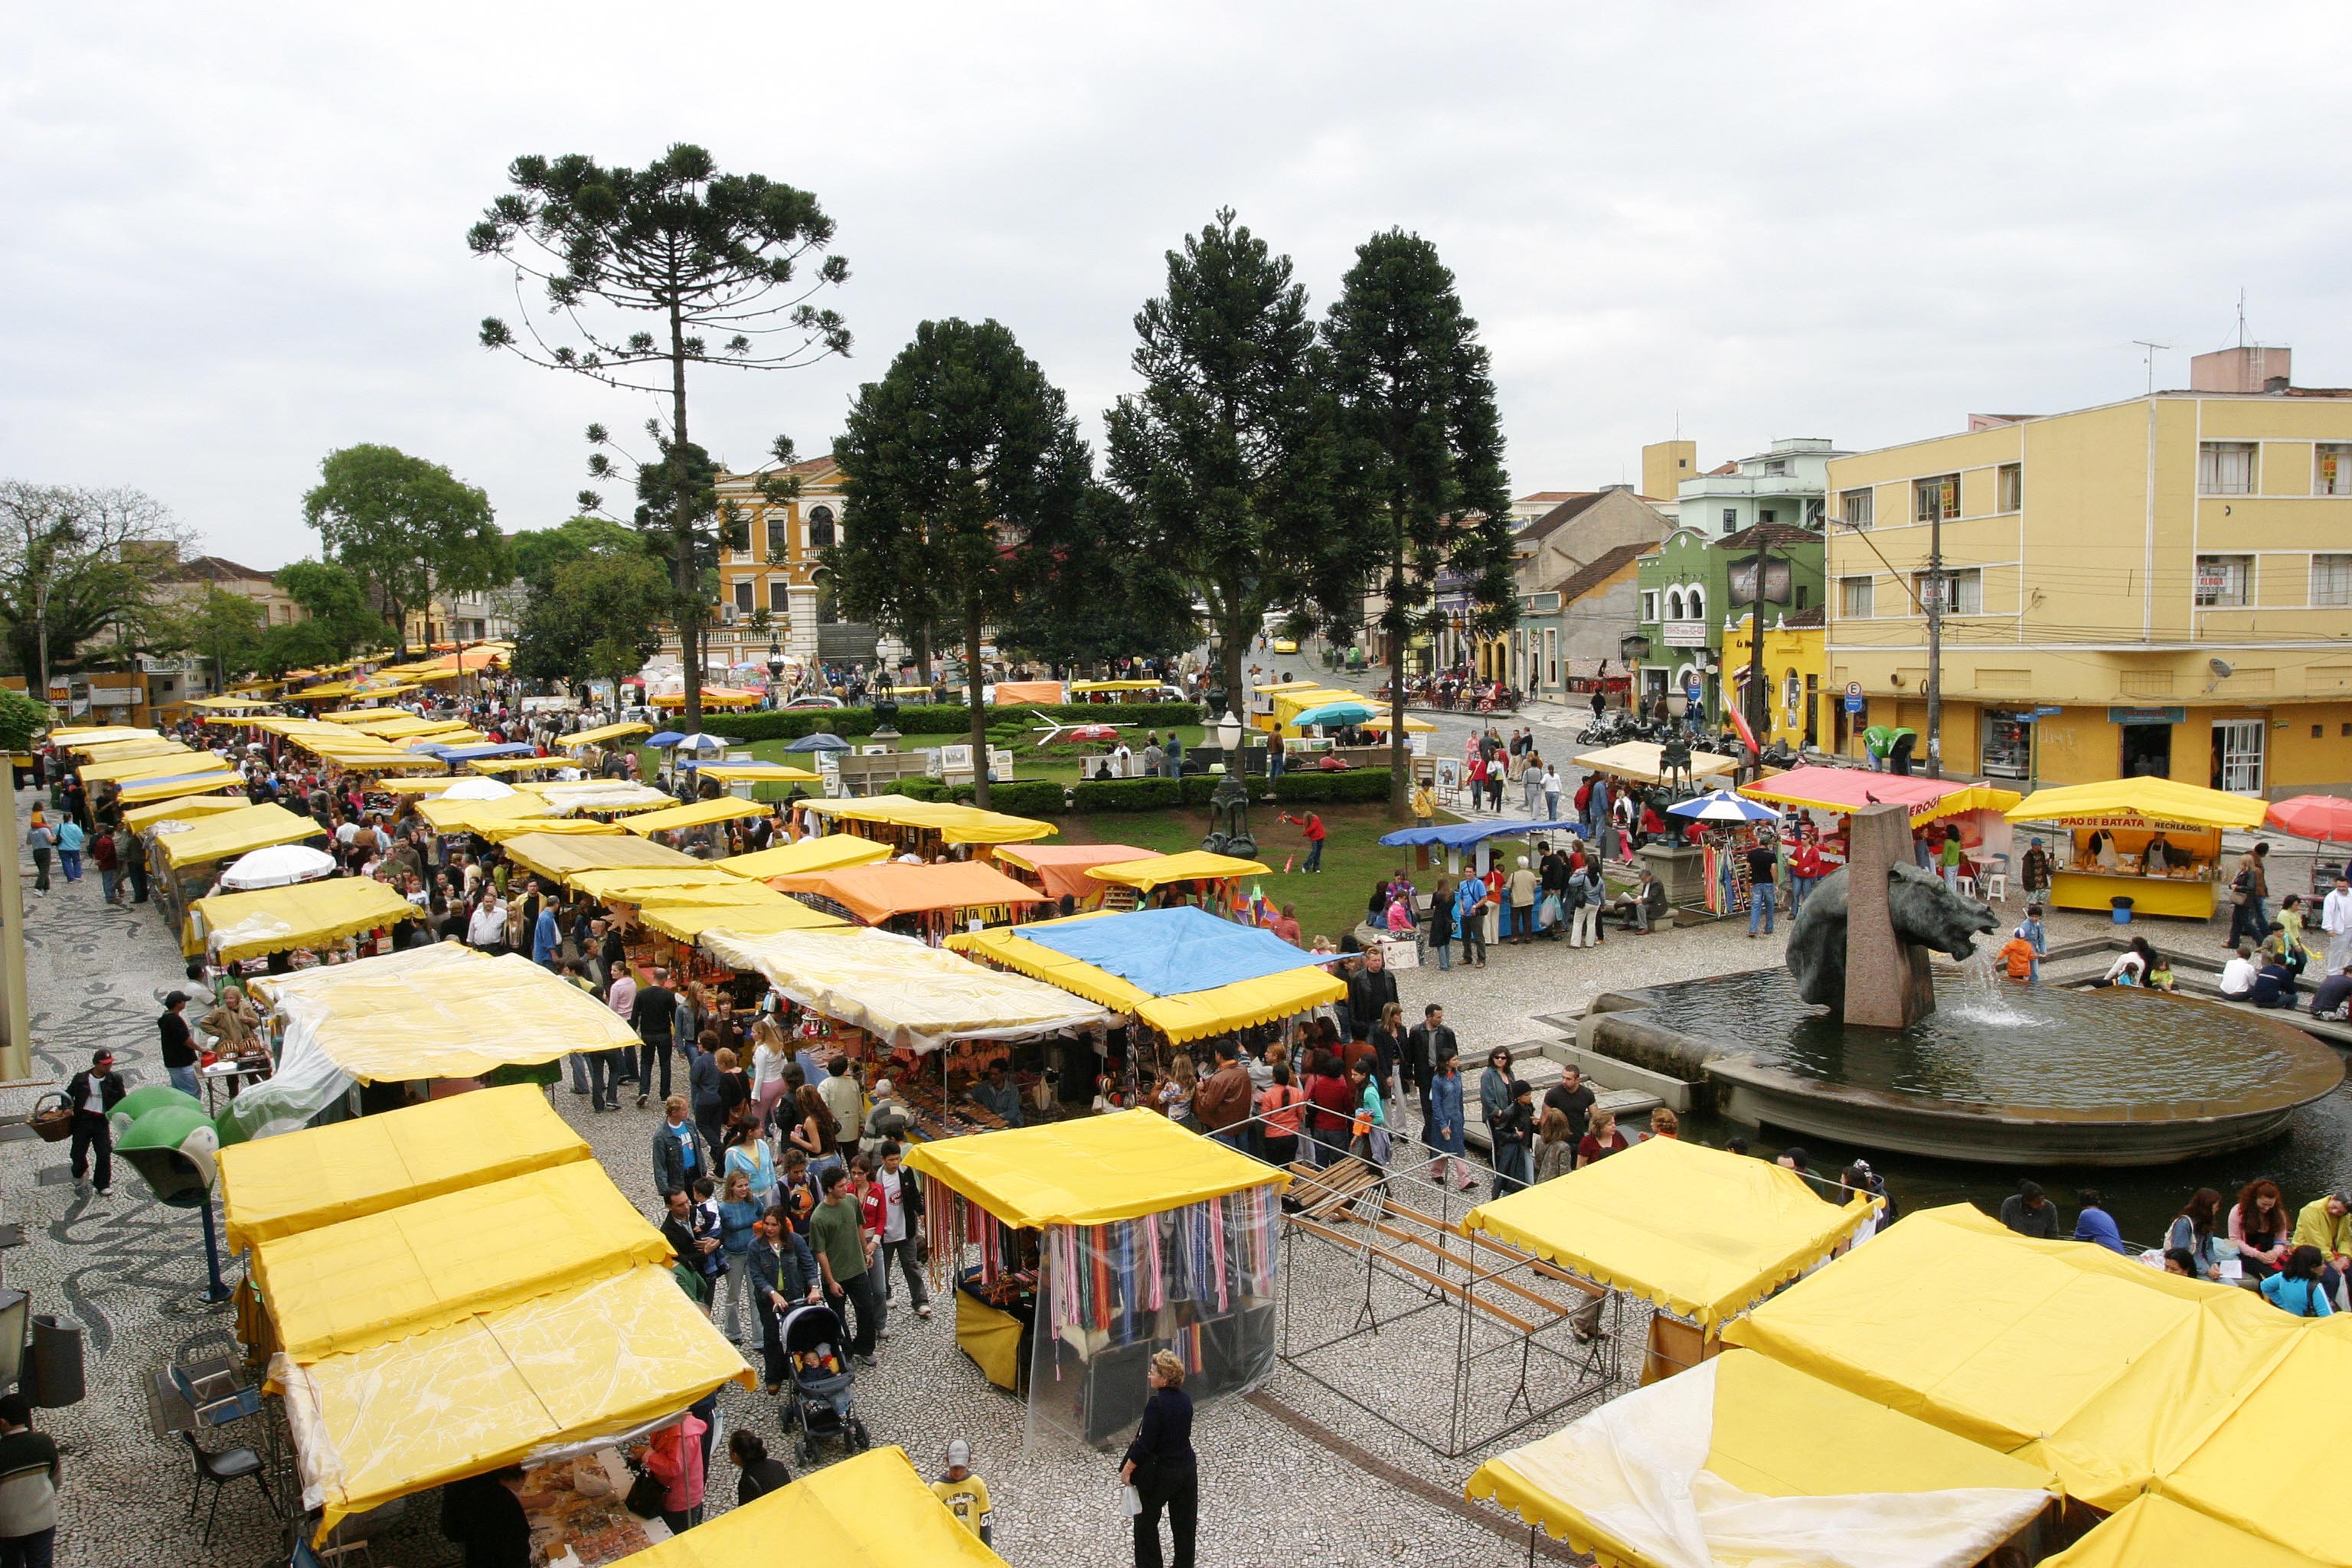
(2110, 896, 2135, 926)
(27, 1315, 83, 1408)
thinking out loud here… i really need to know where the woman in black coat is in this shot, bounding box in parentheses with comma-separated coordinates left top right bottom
(1120, 1350, 1197, 1568)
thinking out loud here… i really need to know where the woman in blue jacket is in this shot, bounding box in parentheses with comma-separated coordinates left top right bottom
(1425, 1050, 1470, 1190)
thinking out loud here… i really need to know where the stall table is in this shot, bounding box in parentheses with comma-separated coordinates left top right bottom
(2006, 777, 2268, 921)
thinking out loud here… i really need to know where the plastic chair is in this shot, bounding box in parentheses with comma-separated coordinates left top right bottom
(170, 1358, 261, 1429)
(179, 1429, 279, 1545)
(1983, 871, 2008, 903)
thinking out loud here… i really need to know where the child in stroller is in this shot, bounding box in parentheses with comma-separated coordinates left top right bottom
(777, 1301, 871, 1466)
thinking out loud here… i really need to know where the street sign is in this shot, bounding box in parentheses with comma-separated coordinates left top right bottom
(1844, 694, 1864, 715)
(2034, 705, 2063, 717)
(1844, 680, 1862, 699)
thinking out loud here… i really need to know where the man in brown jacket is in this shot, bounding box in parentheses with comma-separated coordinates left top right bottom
(1193, 1039, 1256, 1153)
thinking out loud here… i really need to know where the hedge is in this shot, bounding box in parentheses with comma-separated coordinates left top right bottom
(867, 763, 1396, 815)
(707, 701, 1201, 744)
(1072, 777, 1184, 813)
(1269, 769, 1395, 804)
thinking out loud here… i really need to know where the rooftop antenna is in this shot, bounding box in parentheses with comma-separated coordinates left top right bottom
(2132, 340, 2167, 396)
(2236, 287, 2248, 348)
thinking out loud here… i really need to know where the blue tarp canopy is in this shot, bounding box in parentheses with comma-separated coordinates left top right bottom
(1020, 906, 1321, 996)
(417, 742, 538, 762)
(1377, 818, 1562, 849)
(647, 730, 688, 747)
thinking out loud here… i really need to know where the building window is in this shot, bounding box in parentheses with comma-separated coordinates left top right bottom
(2318, 445, 2352, 496)
(765, 514, 788, 560)
(2312, 553, 2352, 607)
(1839, 488, 1873, 528)
(1795, 584, 1808, 609)
(1665, 589, 1684, 621)
(1996, 462, 2023, 512)
(1913, 474, 1960, 524)
(1640, 589, 1658, 624)
(1720, 507, 1737, 534)
(1840, 576, 1873, 618)
(767, 577, 789, 612)
(1758, 508, 1777, 525)
(1764, 458, 1788, 475)
(1910, 567, 1983, 615)
(2213, 718, 2265, 795)
(2194, 554, 2252, 607)
(732, 579, 754, 615)
(1687, 586, 1706, 623)
(2197, 442, 2257, 495)
(807, 505, 837, 548)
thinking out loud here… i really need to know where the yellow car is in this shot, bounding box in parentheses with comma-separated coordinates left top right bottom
(1272, 638, 1298, 654)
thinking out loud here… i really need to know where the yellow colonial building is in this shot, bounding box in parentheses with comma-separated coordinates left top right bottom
(1824, 346, 2352, 797)
(655, 456, 848, 666)
(1723, 607, 1829, 751)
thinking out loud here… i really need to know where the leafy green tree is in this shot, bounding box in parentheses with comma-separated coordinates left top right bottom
(469, 144, 849, 729)
(995, 483, 1197, 668)
(0, 687, 51, 751)
(155, 586, 265, 691)
(300, 446, 508, 652)
(1105, 210, 1335, 707)
(1321, 230, 1515, 812)
(508, 514, 647, 593)
(829, 318, 1090, 806)
(276, 560, 395, 660)
(0, 482, 185, 686)
(513, 550, 671, 701)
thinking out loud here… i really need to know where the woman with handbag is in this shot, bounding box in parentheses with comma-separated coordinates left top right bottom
(640, 1410, 707, 1534)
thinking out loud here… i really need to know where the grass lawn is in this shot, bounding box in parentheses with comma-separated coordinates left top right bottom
(639, 726, 1210, 789)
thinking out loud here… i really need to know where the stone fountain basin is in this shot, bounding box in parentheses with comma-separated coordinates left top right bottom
(1582, 973, 2347, 1168)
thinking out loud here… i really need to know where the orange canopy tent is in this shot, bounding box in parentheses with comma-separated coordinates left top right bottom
(991, 844, 1161, 902)
(770, 861, 1050, 926)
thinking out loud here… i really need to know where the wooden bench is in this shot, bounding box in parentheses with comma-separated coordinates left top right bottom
(1286, 1214, 1541, 1335)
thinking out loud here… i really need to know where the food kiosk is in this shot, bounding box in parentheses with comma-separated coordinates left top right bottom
(2004, 777, 2269, 920)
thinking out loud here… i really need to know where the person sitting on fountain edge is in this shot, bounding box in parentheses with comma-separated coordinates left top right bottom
(2310, 960, 2352, 1022)
(1998, 1179, 2061, 1240)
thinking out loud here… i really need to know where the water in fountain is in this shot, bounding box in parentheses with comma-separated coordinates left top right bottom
(1941, 946, 2042, 1028)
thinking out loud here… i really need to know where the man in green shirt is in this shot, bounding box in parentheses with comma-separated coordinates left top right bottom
(809, 1168, 880, 1364)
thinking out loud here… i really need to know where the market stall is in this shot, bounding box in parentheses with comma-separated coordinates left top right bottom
(906, 1110, 1286, 1442)
(187, 875, 418, 970)
(767, 860, 1050, 939)
(616, 795, 767, 838)
(1572, 739, 1739, 787)
(1086, 850, 1269, 916)
(716, 833, 891, 881)
(608, 1445, 1011, 1568)
(1722, 1203, 2303, 1511)
(1465, 1349, 2056, 1568)
(120, 793, 252, 834)
(152, 802, 329, 926)
(2003, 776, 2268, 920)
(219, 944, 643, 1143)
(800, 795, 1057, 858)
(112, 767, 248, 809)
(496, 829, 710, 890)
(992, 843, 1161, 906)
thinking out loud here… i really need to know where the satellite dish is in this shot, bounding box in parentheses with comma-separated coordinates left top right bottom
(2208, 658, 2235, 679)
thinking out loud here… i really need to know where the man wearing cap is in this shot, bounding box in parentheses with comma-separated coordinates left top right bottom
(65, 1049, 125, 1199)
(158, 991, 199, 1098)
(861, 1079, 912, 1157)
(931, 1439, 993, 1545)
(2020, 837, 2053, 902)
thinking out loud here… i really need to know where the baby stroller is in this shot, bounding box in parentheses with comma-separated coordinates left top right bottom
(776, 1302, 870, 1467)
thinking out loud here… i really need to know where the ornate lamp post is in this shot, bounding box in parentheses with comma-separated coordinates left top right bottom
(766, 638, 786, 708)
(870, 671, 900, 746)
(1200, 708, 1256, 858)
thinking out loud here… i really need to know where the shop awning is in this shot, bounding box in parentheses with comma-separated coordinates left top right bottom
(2040, 1495, 2321, 1568)
(619, 797, 769, 836)
(1461, 1137, 1880, 1331)
(607, 1446, 1011, 1568)
(699, 926, 1113, 1052)
(480, 815, 623, 844)
(717, 835, 892, 881)
(114, 769, 246, 805)
(416, 794, 550, 835)
(1466, 1350, 2053, 1568)
(1086, 851, 1268, 890)
(691, 761, 822, 785)
(1018, 906, 1314, 993)
(1378, 818, 1562, 849)
(802, 795, 1059, 846)
(946, 916, 1345, 1045)
(905, 1108, 1285, 1229)
(1574, 740, 1738, 784)
(157, 804, 325, 871)
(554, 721, 654, 750)
(218, 1086, 589, 1254)
(191, 877, 420, 963)
(564, 865, 742, 899)
(993, 843, 1160, 901)
(77, 745, 197, 781)
(253, 1160, 672, 1362)
(123, 794, 253, 832)
(273, 1265, 751, 1540)
(1721, 1204, 2304, 1509)
(498, 831, 707, 885)
(769, 861, 1049, 925)
(2004, 776, 2271, 833)
(1740, 766, 2021, 826)
(637, 897, 844, 944)
(51, 724, 160, 748)
(2154, 1315, 2352, 1564)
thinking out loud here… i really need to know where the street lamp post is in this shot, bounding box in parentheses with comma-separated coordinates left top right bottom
(766, 638, 785, 708)
(1200, 708, 1256, 858)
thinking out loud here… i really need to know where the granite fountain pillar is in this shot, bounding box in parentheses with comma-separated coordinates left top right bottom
(1843, 802, 1936, 1029)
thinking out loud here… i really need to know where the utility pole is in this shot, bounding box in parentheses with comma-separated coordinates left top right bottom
(1926, 493, 1945, 779)
(1744, 535, 1772, 743)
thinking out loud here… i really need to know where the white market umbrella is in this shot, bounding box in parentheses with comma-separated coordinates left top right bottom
(674, 733, 728, 755)
(218, 844, 338, 890)
(1666, 789, 1779, 825)
(437, 776, 517, 801)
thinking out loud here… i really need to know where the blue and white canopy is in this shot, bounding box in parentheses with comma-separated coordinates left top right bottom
(1666, 789, 1779, 824)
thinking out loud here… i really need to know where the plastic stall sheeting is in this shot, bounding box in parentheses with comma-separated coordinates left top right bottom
(990, 844, 1160, 902)
(2040, 1494, 2324, 1568)
(253, 1161, 672, 1361)
(156, 804, 325, 871)
(1018, 906, 1330, 994)
(698, 926, 1112, 1053)
(906, 1109, 1288, 1229)
(1721, 1204, 2305, 1510)
(606, 1446, 1011, 1568)
(1083, 851, 1269, 891)
(218, 1085, 589, 1254)
(273, 1265, 752, 1542)
(618, 797, 768, 836)
(1466, 1351, 2053, 1568)
(498, 831, 704, 885)
(122, 794, 252, 833)
(2154, 1315, 2352, 1566)
(946, 921, 1344, 1046)
(2004, 776, 2272, 833)
(715, 835, 892, 882)
(191, 877, 420, 963)
(114, 769, 247, 805)
(766, 861, 1049, 925)
(77, 748, 198, 784)
(1462, 1137, 1881, 1330)
(221, 946, 642, 1143)
(802, 794, 1059, 846)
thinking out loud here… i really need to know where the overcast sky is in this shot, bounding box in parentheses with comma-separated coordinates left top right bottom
(7, 4, 2349, 565)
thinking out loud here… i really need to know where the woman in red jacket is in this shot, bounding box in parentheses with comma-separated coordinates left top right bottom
(1788, 828, 1827, 920)
(1303, 1050, 1357, 1168)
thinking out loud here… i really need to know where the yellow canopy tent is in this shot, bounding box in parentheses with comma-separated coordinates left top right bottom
(479, 815, 624, 844)
(1573, 740, 1738, 784)
(2005, 776, 2272, 833)
(1068, 678, 1168, 694)
(566, 865, 742, 898)
(716, 835, 892, 881)
(1720, 1204, 2304, 1509)
(2040, 1494, 2324, 1568)
(415, 793, 550, 835)
(345, 714, 446, 739)
(218, 1085, 589, 1253)
(51, 724, 160, 747)
(122, 794, 251, 832)
(368, 775, 469, 795)
(113, 768, 247, 805)
(907, 1108, 1285, 1228)
(251, 1160, 672, 1361)
(1462, 1137, 1880, 1334)
(692, 762, 822, 786)
(2006, 775, 2268, 919)
(554, 721, 653, 750)
(649, 684, 764, 707)
(531, 781, 678, 816)
(466, 756, 566, 776)
(1086, 850, 1269, 890)
(186, 694, 280, 712)
(946, 922, 1345, 1045)
(636, 897, 844, 944)
(77, 749, 202, 784)
(1465, 1349, 2055, 1568)
(1357, 714, 1439, 733)
(315, 708, 393, 724)
(618, 796, 767, 836)
(191, 877, 420, 963)
(802, 794, 1058, 846)
(2154, 1315, 2352, 1565)
(698, 926, 1112, 1052)
(496, 831, 704, 884)
(156, 804, 323, 871)
(273, 1266, 750, 1542)
(606, 1446, 1011, 1568)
